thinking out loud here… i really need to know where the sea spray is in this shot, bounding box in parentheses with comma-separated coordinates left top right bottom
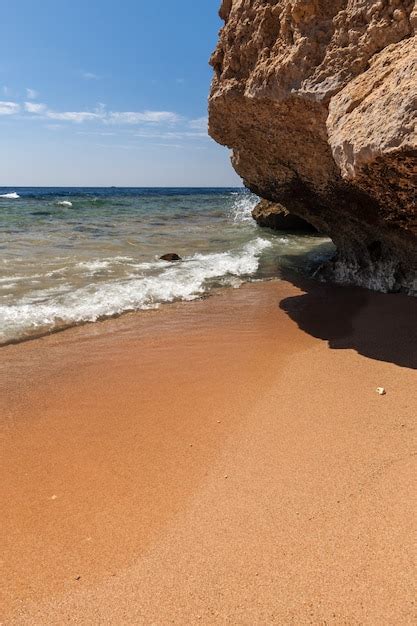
(229, 190, 258, 223)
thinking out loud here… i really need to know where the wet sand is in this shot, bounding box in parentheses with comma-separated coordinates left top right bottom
(1, 279, 416, 624)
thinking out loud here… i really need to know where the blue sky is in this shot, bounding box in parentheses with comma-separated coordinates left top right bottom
(0, 0, 241, 186)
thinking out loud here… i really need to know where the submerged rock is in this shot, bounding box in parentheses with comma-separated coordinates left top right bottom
(209, 0, 417, 294)
(160, 253, 182, 262)
(252, 200, 317, 232)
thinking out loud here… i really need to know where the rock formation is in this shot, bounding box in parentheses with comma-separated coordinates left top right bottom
(209, 0, 417, 293)
(252, 199, 317, 231)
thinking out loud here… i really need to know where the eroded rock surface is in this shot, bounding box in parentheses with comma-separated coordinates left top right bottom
(252, 199, 317, 231)
(209, 0, 417, 293)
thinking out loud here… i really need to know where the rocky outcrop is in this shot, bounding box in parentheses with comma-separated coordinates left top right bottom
(209, 0, 417, 294)
(252, 199, 317, 231)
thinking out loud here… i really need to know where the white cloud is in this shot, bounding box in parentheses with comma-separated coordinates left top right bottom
(24, 102, 47, 114)
(188, 116, 208, 131)
(20, 101, 181, 126)
(45, 110, 102, 122)
(76, 130, 116, 136)
(107, 110, 182, 124)
(16, 99, 208, 141)
(134, 129, 208, 141)
(152, 143, 183, 149)
(0, 101, 20, 115)
(82, 72, 99, 80)
(26, 88, 38, 99)
(24, 101, 101, 122)
(96, 143, 141, 150)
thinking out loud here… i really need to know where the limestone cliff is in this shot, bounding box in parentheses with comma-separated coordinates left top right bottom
(209, 0, 417, 293)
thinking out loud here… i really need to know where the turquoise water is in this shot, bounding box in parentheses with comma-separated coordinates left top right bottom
(0, 187, 334, 344)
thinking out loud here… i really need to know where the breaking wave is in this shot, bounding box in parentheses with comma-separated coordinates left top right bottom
(0, 192, 20, 199)
(0, 238, 272, 344)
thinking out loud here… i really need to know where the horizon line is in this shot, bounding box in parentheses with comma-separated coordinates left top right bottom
(0, 185, 246, 189)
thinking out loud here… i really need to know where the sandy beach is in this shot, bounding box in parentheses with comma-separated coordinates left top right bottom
(1, 278, 416, 624)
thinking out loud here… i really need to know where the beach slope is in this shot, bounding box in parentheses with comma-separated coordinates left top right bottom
(1, 280, 416, 624)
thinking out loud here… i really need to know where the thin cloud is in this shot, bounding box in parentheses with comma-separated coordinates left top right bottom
(24, 102, 104, 122)
(26, 88, 38, 99)
(82, 72, 100, 80)
(152, 143, 183, 149)
(107, 110, 182, 124)
(95, 143, 142, 150)
(76, 130, 117, 136)
(22, 102, 182, 126)
(134, 129, 208, 140)
(45, 110, 102, 122)
(188, 116, 208, 131)
(0, 101, 20, 115)
(24, 102, 47, 114)
(9, 100, 207, 139)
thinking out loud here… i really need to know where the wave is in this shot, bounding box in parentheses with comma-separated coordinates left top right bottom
(0, 192, 20, 199)
(229, 191, 258, 223)
(0, 238, 272, 344)
(56, 200, 73, 207)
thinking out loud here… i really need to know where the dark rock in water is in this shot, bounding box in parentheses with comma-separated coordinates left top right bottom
(31, 211, 52, 217)
(160, 253, 182, 262)
(252, 200, 317, 233)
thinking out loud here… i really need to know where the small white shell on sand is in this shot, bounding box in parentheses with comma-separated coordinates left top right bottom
(376, 387, 386, 395)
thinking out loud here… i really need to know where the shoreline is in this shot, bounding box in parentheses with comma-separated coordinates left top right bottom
(0, 278, 278, 348)
(1, 278, 416, 623)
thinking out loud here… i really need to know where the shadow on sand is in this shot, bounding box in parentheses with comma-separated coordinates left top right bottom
(279, 270, 417, 370)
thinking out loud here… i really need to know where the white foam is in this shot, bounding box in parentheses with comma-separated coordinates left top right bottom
(0, 273, 44, 283)
(75, 259, 112, 272)
(229, 192, 258, 223)
(0, 238, 272, 343)
(0, 192, 20, 199)
(56, 200, 73, 207)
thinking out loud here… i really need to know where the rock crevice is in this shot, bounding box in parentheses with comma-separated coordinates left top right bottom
(209, 0, 417, 294)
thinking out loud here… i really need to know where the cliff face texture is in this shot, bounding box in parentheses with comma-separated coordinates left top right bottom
(209, 0, 417, 293)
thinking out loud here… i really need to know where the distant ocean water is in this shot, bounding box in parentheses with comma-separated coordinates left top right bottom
(0, 187, 334, 344)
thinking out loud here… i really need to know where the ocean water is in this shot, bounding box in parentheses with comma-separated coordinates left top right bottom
(0, 187, 334, 344)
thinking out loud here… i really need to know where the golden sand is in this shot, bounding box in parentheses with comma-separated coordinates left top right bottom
(1, 279, 416, 624)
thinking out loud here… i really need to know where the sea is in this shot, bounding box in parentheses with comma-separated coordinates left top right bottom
(0, 187, 334, 344)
